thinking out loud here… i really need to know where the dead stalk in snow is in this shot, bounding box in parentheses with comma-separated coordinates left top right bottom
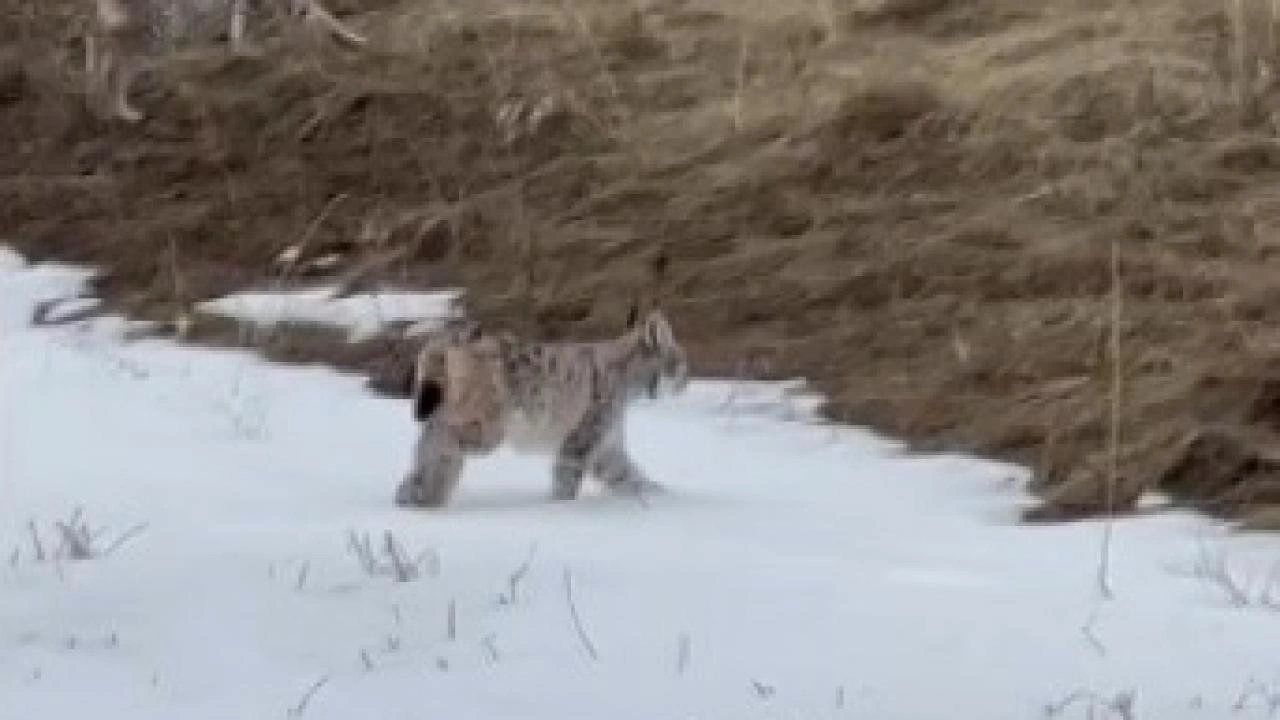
(1043, 689, 1137, 719)
(1080, 607, 1107, 656)
(1233, 678, 1280, 714)
(751, 679, 776, 700)
(500, 542, 538, 604)
(56, 508, 95, 560)
(676, 632, 691, 675)
(286, 675, 330, 718)
(295, 560, 311, 591)
(101, 522, 149, 555)
(1174, 543, 1280, 609)
(481, 633, 500, 664)
(347, 529, 439, 582)
(24, 511, 148, 564)
(27, 520, 45, 562)
(446, 598, 457, 641)
(382, 531, 416, 582)
(563, 566, 598, 660)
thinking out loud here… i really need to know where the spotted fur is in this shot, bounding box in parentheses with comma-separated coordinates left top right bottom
(395, 309, 690, 508)
(85, 0, 366, 123)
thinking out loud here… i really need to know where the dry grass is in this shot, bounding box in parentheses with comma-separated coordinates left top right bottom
(9, 0, 1280, 524)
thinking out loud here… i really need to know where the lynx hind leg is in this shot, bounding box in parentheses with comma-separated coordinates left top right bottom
(396, 417, 465, 508)
(591, 440, 662, 496)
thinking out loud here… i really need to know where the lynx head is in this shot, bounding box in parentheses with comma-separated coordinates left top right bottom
(622, 304, 689, 400)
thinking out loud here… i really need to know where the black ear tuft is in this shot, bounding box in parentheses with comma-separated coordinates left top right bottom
(625, 301, 640, 329)
(413, 379, 444, 421)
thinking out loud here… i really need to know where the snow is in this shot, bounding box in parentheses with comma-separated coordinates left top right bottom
(4, 247, 1280, 720)
(196, 285, 462, 341)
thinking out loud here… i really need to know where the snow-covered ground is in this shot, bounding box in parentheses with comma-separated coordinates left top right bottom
(197, 285, 463, 341)
(4, 245, 1280, 720)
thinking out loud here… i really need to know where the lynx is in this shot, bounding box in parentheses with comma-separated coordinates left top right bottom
(85, 0, 367, 123)
(395, 308, 690, 508)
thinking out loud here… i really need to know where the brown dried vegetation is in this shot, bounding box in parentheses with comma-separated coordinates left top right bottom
(8, 0, 1280, 525)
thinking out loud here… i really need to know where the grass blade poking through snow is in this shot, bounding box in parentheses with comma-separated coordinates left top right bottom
(563, 566, 598, 661)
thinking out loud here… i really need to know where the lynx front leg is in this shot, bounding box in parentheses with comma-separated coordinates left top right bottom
(552, 407, 616, 501)
(395, 417, 465, 508)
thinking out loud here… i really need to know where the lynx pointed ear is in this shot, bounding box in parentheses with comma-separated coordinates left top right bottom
(640, 310, 674, 352)
(625, 302, 640, 329)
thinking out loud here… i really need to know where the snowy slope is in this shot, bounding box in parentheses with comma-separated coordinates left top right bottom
(3, 246, 1280, 720)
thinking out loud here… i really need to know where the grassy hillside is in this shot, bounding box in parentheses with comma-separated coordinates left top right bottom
(6, 0, 1280, 525)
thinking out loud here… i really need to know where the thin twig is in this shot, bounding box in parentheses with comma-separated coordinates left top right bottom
(286, 675, 330, 718)
(1080, 606, 1107, 656)
(282, 193, 349, 281)
(563, 566, 598, 660)
(101, 522, 149, 555)
(27, 520, 45, 562)
(503, 542, 538, 604)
